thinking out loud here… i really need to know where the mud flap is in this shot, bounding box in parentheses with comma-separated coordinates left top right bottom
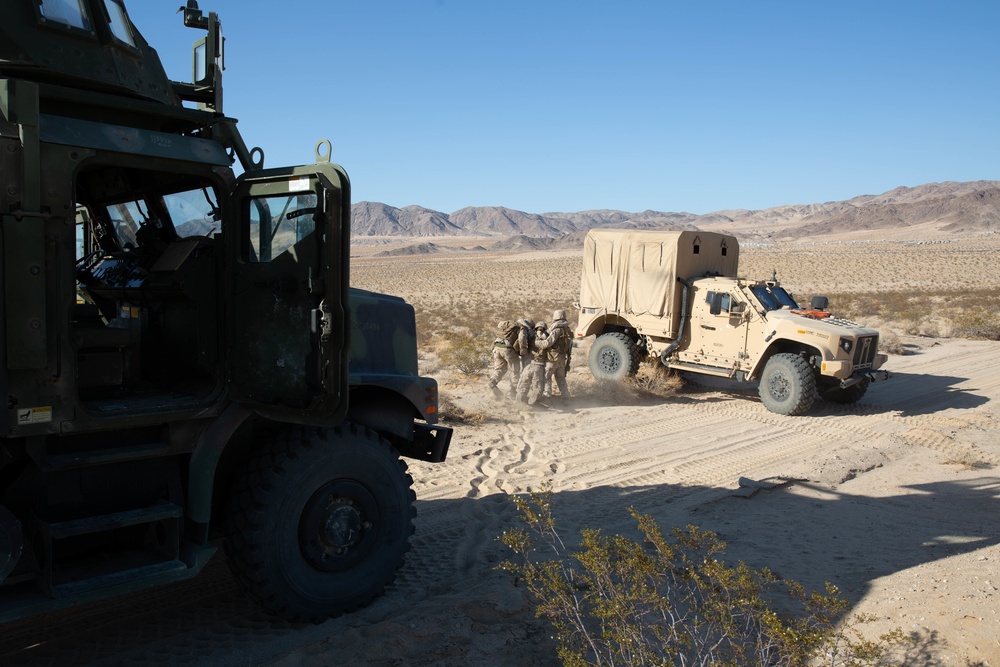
(399, 423, 453, 463)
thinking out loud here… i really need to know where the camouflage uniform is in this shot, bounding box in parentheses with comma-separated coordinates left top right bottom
(512, 318, 533, 366)
(516, 321, 548, 404)
(537, 310, 572, 399)
(488, 320, 521, 398)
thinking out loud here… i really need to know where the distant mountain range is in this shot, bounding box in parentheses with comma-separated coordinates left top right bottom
(352, 181, 1000, 242)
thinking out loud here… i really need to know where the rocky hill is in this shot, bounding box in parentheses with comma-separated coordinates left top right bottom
(351, 181, 1000, 241)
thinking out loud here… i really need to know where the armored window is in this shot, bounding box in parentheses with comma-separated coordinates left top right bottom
(163, 188, 221, 238)
(769, 286, 798, 309)
(749, 285, 798, 311)
(105, 200, 146, 249)
(38, 0, 91, 30)
(706, 291, 731, 315)
(102, 0, 136, 47)
(245, 193, 318, 263)
(728, 299, 747, 326)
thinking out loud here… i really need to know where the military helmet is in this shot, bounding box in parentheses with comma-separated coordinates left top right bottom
(518, 318, 534, 329)
(553, 309, 567, 322)
(498, 319, 513, 332)
(535, 321, 547, 330)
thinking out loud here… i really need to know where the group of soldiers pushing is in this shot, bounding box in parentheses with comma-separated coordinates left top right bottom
(487, 309, 572, 404)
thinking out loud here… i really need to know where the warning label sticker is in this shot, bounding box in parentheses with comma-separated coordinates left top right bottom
(17, 406, 52, 425)
(288, 177, 310, 192)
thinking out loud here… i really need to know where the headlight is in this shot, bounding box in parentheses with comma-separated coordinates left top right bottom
(839, 338, 853, 354)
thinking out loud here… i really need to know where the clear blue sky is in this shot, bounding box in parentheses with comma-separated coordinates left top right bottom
(128, 1, 999, 215)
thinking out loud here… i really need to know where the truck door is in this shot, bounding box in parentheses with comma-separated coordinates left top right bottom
(683, 286, 749, 371)
(227, 163, 351, 424)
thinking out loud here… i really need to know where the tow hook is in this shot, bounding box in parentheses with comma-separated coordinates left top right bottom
(840, 370, 890, 389)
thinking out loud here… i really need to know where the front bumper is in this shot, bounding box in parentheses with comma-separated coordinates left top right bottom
(400, 422, 454, 463)
(840, 369, 891, 389)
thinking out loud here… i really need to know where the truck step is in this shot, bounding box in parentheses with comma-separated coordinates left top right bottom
(666, 362, 738, 378)
(0, 545, 216, 624)
(35, 442, 172, 471)
(52, 559, 188, 599)
(45, 502, 183, 540)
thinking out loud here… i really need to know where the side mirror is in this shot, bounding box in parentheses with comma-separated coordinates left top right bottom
(811, 296, 829, 310)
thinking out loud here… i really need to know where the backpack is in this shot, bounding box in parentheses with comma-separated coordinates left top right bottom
(502, 323, 519, 346)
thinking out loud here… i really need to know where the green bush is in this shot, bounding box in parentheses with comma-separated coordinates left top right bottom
(500, 491, 905, 667)
(440, 332, 490, 376)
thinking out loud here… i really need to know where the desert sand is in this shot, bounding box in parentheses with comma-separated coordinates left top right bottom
(258, 334, 999, 667)
(0, 239, 997, 667)
(260, 239, 999, 667)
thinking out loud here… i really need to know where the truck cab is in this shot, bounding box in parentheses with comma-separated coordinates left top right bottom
(1, 0, 450, 623)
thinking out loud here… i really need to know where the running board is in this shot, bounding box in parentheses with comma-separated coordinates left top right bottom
(45, 502, 183, 539)
(665, 362, 737, 378)
(0, 545, 216, 624)
(53, 559, 187, 598)
(27, 440, 172, 472)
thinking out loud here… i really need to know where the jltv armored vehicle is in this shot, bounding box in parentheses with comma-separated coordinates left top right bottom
(0, 0, 451, 623)
(576, 229, 889, 415)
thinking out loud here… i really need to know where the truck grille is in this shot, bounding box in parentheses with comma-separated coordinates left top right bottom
(853, 335, 878, 369)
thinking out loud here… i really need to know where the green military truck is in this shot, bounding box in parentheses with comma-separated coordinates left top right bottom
(0, 0, 451, 623)
(576, 229, 889, 415)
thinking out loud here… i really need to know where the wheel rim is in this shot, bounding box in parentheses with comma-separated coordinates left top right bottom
(767, 372, 791, 402)
(597, 347, 622, 374)
(300, 480, 379, 572)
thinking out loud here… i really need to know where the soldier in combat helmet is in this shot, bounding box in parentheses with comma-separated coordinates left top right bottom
(512, 318, 534, 368)
(516, 321, 548, 404)
(488, 320, 521, 398)
(536, 309, 572, 400)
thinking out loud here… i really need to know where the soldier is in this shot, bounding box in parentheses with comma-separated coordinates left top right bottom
(512, 318, 534, 369)
(516, 321, 548, 404)
(487, 320, 521, 398)
(536, 309, 572, 399)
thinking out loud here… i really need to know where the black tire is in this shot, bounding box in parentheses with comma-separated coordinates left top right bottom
(223, 423, 415, 623)
(588, 332, 640, 381)
(758, 353, 816, 416)
(820, 377, 870, 404)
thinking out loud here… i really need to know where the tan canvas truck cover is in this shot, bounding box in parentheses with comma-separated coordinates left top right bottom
(579, 230, 739, 338)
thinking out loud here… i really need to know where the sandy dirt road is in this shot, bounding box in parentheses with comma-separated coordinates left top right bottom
(2, 336, 998, 666)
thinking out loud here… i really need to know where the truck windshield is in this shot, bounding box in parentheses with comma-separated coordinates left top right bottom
(103, 186, 221, 250)
(105, 200, 145, 249)
(750, 285, 799, 311)
(39, 0, 91, 30)
(164, 188, 221, 238)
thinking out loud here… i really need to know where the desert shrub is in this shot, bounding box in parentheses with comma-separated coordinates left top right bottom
(813, 288, 1000, 343)
(629, 362, 684, 397)
(440, 332, 489, 376)
(951, 310, 1000, 341)
(438, 397, 490, 425)
(500, 491, 905, 667)
(877, 329, 906, 355)
(418, 351, 443, 376)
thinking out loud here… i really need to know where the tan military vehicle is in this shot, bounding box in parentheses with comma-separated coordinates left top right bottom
(575, 229, 889, 415)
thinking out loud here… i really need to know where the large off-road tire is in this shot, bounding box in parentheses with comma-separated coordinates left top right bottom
(223, 423, 415, 623)
(588, 332, 640, 381)
(820, 377, 870, 404)
(758, 353, 816, 416)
